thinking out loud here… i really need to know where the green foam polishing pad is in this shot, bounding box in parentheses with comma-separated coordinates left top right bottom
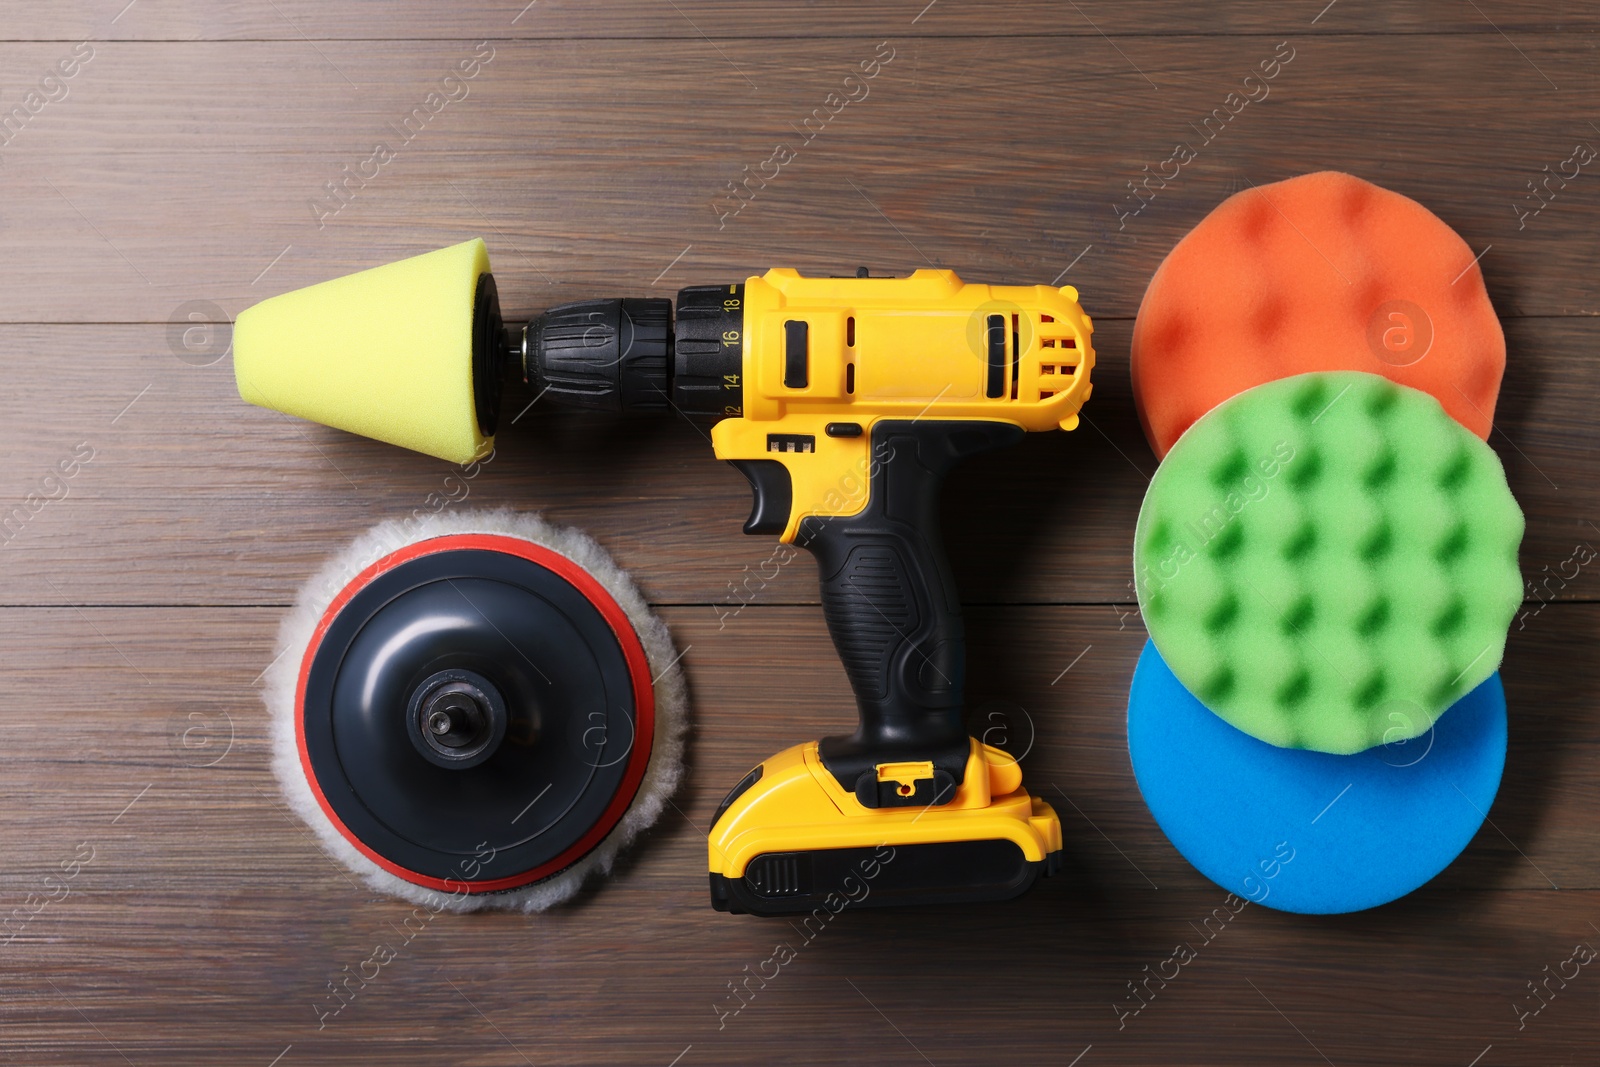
(1133, 371, 1523, 754)
(235, 238, 493, 465)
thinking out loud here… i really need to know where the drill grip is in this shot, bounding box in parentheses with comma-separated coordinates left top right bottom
(797, 420, 1023, 806)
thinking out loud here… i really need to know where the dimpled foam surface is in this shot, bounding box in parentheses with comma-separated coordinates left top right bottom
(1128, 641, 1506, 914)
(1132, 171, 1505, 459)
(235, 238, 491, 465)
(1134, 371, 1523, 754)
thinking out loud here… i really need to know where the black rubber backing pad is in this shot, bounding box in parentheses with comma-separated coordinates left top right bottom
(301, 548, 638, 883)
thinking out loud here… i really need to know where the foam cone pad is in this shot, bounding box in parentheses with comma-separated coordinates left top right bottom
(235, 238, 494, 464)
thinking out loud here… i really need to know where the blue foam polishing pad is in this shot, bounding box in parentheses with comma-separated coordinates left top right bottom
(1127, 640, 1506, 913)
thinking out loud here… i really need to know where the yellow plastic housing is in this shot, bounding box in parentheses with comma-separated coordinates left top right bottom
(707, 739, 1062, 880)
(711, 268, 1095, 541)
(234, 238, 493, 464)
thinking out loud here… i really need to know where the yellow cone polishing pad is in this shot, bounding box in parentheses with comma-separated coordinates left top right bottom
(235, 239, 501, 464)
(266, 509, 688, 912)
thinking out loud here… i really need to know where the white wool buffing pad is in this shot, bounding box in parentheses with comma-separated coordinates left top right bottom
(264, 509, 688, 913)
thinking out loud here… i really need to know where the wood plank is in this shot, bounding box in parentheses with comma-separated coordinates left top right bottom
(3, 888, 1596, 1065)
(0, 603, 1594, 1064)
(4, 889, 1594, 1065)
(0, 314, 1593, 608)
(2, 1, 1597, 42)
(0, 34, 1595, 323)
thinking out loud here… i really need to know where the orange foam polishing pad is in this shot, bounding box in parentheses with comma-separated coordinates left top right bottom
(1131, 171, 1504, 459)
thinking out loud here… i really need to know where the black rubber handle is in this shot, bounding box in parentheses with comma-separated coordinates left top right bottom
(795, 420, 1023, 806)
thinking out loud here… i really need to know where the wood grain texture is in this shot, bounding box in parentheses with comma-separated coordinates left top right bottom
(3, 1, 1599, 41)
(0, 33, 1596, 323)
(0, 4, 1597, 1065)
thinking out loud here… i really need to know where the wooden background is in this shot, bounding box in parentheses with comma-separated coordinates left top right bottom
(1, 2, 1597, 1064)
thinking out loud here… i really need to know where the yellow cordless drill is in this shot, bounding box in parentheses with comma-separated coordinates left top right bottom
(235, 240, 1095, 915)
(674, 268, 1094, 913)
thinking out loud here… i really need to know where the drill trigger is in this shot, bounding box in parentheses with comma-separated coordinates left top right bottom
(728, 459, 792, 536)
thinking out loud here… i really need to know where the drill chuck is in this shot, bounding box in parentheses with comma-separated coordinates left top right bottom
(521, 284, 745, 418)
(523, 297, 672, 414)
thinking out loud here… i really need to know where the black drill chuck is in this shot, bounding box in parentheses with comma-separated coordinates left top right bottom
(519, 284, 745, 419)
(524, 297, 672, 414)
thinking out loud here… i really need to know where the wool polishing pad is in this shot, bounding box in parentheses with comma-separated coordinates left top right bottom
(1134, 371, 1523, 754)
(1132, 171, 1505, 458)
(1128, 641, 1506, 914)
(235, 238, 496, 465)
(266, 509, 687, 913)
